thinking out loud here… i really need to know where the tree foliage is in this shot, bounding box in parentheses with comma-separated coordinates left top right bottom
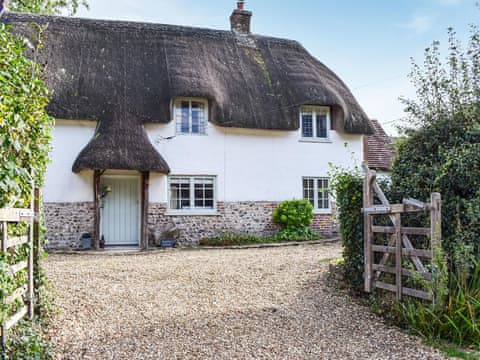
(391, 21, 480, 268)
(8, 0, 88, 16)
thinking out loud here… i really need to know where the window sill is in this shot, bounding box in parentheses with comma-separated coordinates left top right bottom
(165, 210, 219, 216)
(299, 138, 332, 143)
(313, 209, 332, 215)
(175, 132, 208, 137)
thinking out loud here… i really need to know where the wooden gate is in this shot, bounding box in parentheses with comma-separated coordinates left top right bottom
(0, 188, 39, 351)
(362, 169, 441, 301)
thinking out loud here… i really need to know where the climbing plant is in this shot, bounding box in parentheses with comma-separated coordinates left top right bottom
(0, 23, 53, 358)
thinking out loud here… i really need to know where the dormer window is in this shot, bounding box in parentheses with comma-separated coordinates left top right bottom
(300, 106, 330, 141)
(174, 98, 208, 135)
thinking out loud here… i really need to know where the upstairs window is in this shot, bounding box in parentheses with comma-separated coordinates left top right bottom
(300, 106, 330, 140)
(303, 177, 330, 211)
(168, 176, 216, 212)
(174, 98, 208, 135)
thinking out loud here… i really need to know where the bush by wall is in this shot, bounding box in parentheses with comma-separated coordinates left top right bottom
(329, 168, 364, 292)
(272, 199, 314, 230)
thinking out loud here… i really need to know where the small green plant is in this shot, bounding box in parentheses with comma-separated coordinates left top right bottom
(6, 319, 53, 360)
(272, 199, 314, 230)
(199, 228, 321, 246)
(199, 233, 265, 246)
(271, 227, 321, 242)
(396, 245, 480, 348)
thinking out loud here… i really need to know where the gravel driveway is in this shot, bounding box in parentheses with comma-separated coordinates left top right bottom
(44, 243, 446, 359)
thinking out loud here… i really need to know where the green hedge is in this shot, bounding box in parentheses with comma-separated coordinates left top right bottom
(330, 169, 364, 292)
(0, 24, 53, 359)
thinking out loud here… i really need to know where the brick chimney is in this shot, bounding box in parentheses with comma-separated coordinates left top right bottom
(230, 1, 252, 34)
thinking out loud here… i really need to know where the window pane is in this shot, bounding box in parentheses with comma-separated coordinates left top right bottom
(317, 178, 329, 209)
(169, 184, 180, 209)
(193, 178, 214, 209)
(303, 178, 315, 206)
(178, 101, 190, 133)
(192, 102, 206, 134)
(302, 113, 313, 137)
(204, 199, 214, 208)
(316, 114, 327, 138)
(170, 178, 191, 209)
(192, 101, 204, 110)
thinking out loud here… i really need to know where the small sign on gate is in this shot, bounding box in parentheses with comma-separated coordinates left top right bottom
(361, 205, 391, 214)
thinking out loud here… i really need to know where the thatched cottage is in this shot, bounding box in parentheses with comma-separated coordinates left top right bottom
(2, 2, 374, 249)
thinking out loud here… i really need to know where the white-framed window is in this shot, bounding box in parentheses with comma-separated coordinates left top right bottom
(174, 98, 208, 135)
(303, 177, 330, 212)
(300, 106, 330, 141)
(168, 176, 216, 212)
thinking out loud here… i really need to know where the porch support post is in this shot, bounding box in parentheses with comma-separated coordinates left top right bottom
(141, 171, 149, 251)
(93, 170, 101, 250)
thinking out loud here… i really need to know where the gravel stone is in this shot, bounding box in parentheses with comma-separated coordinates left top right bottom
(43, 243, 446, 359)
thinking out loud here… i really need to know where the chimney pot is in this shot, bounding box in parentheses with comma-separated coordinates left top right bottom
(230, 2, 252, 34)
(0, 0, 8, 16)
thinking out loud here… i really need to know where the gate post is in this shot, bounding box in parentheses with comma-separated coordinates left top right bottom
(363, 169, 375, 292)
(394, 213, 402, 300)
(430, 193, 441, 255)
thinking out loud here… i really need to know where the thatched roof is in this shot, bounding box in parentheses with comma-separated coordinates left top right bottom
(2, 12, 373, 172)
(72, 122, 170, 173)
(364, 119, 395, 171)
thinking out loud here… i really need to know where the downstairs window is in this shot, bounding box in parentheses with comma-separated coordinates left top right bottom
(168, 176, 216, 212)
(303, 177, 330, 211)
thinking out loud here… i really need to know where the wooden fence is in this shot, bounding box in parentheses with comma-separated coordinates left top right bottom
(362, 169, 441, 301)
(0, 188, 39, 352)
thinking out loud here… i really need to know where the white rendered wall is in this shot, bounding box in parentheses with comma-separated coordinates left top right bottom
(145, 121, 363, 203)
(44, 119, 363, 204)
(43, 120, 96, 202)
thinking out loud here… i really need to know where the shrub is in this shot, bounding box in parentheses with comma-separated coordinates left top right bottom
(272, 199, 314, 230)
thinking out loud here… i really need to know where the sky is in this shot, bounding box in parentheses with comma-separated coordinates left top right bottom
(74, 0, 479, 135)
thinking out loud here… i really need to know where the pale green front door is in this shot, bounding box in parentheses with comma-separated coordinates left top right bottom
(100, 175, 140, 246)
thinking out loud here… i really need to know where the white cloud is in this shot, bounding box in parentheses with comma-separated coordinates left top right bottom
(399, 15, 434, 34)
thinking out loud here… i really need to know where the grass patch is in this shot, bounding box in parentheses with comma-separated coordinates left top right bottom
(318, 257, 341, 264)
(434, 342, 480, 360)
(199, 229, 322, 247)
